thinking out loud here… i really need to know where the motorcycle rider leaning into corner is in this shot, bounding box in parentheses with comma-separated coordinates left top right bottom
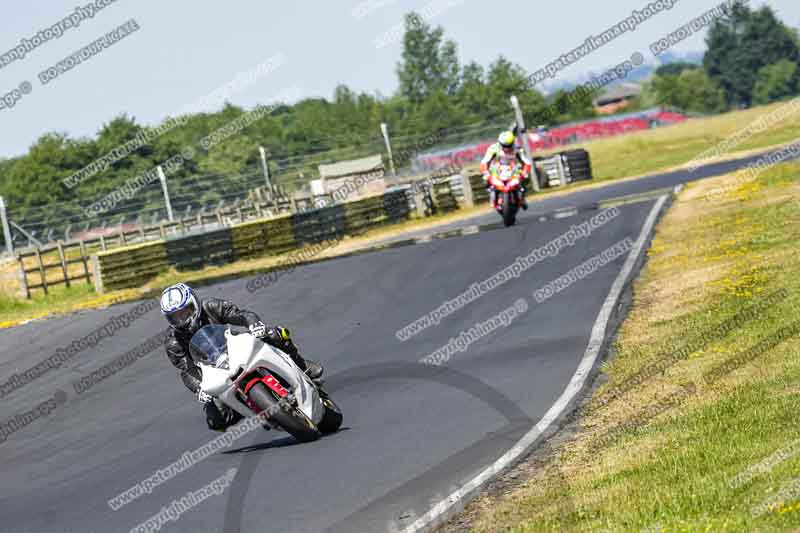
(480, 130, 533, 210)
(160, 283, 324, 432)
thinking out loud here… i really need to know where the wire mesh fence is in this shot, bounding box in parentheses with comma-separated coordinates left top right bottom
(1, 114, 513, 251)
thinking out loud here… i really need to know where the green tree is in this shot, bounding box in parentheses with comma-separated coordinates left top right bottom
(396, 12, 461, 104)
(704, 4, 800, 107)
(485, 56, 546, 126)
(439, 40, 461, 96)
(454, 61, 487, 120)
(655, 62, 700, 77)
(635, 78, 662, 109)
(651, 70, 726, 113)
(752, 59, 799, 104)
(791, 27, 800, 49)
(416, 90, 467, 136)
(3, 134, 77, 218)
(678, 69, 727, 113)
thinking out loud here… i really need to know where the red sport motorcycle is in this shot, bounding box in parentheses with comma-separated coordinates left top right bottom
(487, 159, 526, 227)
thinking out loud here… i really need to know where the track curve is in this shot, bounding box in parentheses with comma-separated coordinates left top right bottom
(0, 164, 697, 532)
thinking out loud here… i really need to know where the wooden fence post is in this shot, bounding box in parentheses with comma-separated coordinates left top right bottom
(79, 240, 91, 285)
(56, 241, 70, 288)
(92, 254, 104, 294)
(460, 174, 474, 208)
(413, 191, 427, 218)
(34, 248, 48, 295)
(17, 253, 29, 299)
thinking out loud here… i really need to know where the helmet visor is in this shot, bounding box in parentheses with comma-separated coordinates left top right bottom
(166, 300, 196, 328)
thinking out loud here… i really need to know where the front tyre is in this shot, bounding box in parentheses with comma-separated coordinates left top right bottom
(247, 383, 321, 443)
(502, 191, 518, 227)
(318, 396, 343, 434)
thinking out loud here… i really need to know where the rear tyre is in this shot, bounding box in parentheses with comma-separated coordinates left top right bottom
(502, 192, 517, 227)
(247, 383, 321, 443)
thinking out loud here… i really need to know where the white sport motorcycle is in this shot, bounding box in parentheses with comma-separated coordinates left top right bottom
(189, 324, 343, 442)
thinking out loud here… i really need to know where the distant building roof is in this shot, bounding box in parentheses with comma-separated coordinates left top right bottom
(593, 83, 642, 106)
(318, 154, 384, 180)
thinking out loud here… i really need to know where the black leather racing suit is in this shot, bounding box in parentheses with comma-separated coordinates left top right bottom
(165, 297, 309, 431)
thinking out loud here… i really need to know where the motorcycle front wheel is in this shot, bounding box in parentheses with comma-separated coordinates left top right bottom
(248, 383, 321, 443)
(502, 191, 518, 227)
(318, 394, 343, 434)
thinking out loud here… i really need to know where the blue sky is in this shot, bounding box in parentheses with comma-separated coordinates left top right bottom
(0, 0, 796, 159)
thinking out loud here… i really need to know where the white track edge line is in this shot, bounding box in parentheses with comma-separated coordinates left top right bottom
(398, 194, 670, 532)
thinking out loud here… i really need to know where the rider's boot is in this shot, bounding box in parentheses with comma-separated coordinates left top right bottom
(520, 187, 528, 210)
(205, 400, 244, 432)
(290, 349, 324, 381)
(267, 327, 324, 380)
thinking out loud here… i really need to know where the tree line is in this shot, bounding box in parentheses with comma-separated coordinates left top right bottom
(0, 4, 797, 244)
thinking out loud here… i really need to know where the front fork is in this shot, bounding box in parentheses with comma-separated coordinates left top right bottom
(489, 187, 525, 208)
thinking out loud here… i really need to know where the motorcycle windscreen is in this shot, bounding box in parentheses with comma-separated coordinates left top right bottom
(189, 324, 248, 366)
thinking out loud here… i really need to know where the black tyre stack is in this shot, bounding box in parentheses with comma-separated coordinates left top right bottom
(562, 149, 593, 183)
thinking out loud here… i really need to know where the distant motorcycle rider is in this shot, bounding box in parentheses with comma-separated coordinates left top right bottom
(161, 283, 323, 432)
(480, 130, 532, 210)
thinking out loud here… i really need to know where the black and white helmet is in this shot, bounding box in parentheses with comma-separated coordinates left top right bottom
(160, 283, 202, 332)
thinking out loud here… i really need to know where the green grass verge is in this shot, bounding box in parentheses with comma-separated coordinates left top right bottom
(547, 99, 800, 183)
(0, 284, 135, 328)
(466, 162, 800, 532)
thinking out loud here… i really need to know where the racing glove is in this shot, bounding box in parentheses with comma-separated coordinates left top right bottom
(197, 390, 213, 404)
(266, 326, 292, 343)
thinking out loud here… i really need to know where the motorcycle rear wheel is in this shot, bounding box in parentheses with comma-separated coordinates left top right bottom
(248, 383, 321, 443)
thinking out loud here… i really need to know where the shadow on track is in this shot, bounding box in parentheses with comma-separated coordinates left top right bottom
(221, 361, 576, 533)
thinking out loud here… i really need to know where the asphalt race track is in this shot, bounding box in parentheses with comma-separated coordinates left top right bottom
(0, 153, 765, 533)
